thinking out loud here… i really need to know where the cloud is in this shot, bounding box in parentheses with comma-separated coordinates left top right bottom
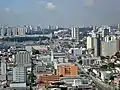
(4, 8, 11, 12)
(45, 3, 56, 10)
(84, 0, 95, 7)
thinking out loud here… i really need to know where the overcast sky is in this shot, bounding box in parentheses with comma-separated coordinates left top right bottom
(0, 0, 120, 27)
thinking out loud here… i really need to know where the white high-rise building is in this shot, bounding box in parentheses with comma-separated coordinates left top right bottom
(118, 24, 120, 32)
(104, 35, 116, 42)
(101, 35, 117, 56)
(14, 50, 30, 65)
(71, 27, 79, 42)
(1, 59, 7, 75)
(7, 27, 12, 36)
(0, 27, 6, 37)
(87, 36, 93, 49)
(13, 66, 26, 83)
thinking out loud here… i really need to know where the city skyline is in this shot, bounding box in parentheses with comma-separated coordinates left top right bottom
(0, 0, 120, 27)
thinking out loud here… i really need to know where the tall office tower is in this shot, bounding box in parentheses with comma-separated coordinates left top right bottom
(118, 24, 120, 32)
(13, 66, 27, 83)
(17, 27, 26, 36)
(6, 27, 12, 36)
(93, 34, 101, 57)
(87, 36, 93, 49)
(71, 27, 79, 43)
(14, 50, 30, 66)
(101, 35, 117, 56)
(1, 58, 7, 75)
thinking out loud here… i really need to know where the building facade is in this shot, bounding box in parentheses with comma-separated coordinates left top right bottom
(101, 35, 118, 56)
(93, 34, 101, 57)
(87, 36, 93, 49)
(14, 50, 30, 65)
(71, 27, 79, 42)
(17, 27, 26, 36)
(13, 66, 27, 83)
(56, 63, 78, 76)
(1, 59, 7, 75)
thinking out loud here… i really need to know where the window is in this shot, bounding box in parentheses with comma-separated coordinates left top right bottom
(65, 67, 71, 75)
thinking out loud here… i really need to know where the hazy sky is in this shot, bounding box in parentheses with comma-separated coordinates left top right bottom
(0, 0, 120, 27)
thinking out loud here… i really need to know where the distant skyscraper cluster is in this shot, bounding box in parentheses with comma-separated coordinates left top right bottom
(0, 26, 26, 37)
(86, 25, 120, 57)
(0, 25, 43, 37)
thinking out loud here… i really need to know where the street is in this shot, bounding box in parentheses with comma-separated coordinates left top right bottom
(76, 62, 115, 90)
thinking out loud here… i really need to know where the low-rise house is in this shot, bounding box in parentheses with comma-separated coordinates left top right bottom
(39, 75, 60, 85)
(60, 76, 92, 89)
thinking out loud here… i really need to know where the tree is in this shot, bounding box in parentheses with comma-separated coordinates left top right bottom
(32, 50, 40, 55)
(100, 65, 108, 70)
(28, 72, 36, 83)
(101, 56, 106, 60)
(106, 56, 110, 59)
(115, 52, 120, 58)
(115, 63, 120, 67)
(109, 74, 114, 80)
(108, 63, 115, 69)
(79, 60, 82, 65)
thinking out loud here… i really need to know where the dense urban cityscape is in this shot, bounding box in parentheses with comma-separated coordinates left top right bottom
(1, 0, 120, 90)
(0, 24, 120, 90)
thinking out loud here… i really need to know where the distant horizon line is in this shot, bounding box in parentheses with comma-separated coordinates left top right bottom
(0, 24, 119, 28)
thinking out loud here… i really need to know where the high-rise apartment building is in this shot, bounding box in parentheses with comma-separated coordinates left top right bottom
(1, 59, 7, 75)
(118, 24, 120, 32)
(17, 27, 26, 36)
(87, 36, 93, 49)
(0, 27, 7, 37)
(101, 28, 109, 37)
(6, 27, 12, 36)
(101, 35, 118, 56)
(93, 34, 101, 57)
(71, 27, 79, 42)
(13, 66, 27, 83)
(12, 27, 18, 36)
(14, 50, 30, 66)
(98, 26, 110, 37)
